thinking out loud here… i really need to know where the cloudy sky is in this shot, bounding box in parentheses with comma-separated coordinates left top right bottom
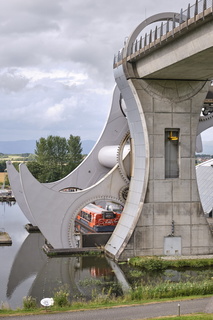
(0, 0, 210, 143)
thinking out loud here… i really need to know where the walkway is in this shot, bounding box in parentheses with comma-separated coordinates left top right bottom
(1, 297, 213, 320)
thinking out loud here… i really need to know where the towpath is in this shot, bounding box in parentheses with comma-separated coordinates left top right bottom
(1, 297, 213, 320)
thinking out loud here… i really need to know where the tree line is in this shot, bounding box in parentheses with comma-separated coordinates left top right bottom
(5, 135, 84, 183)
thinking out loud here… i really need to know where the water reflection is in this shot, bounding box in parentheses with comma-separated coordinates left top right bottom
(2, 203, 213, 310)
(0, 203, 130, 309)
(7, 233, 46, 298)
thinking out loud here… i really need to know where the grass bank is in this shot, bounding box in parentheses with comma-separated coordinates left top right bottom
(128, 256, 213, 271)
(0, 299, 213, 319)
(1, 256, 213, 317)
(0, 293, 212, 317)
(126, 256, 213, 299)
(130, 281, 213, 300)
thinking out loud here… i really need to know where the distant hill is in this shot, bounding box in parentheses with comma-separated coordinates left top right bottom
(0, 139, 95, 155)
(1, 138, 211, 156)
(0, 140, 36, 154)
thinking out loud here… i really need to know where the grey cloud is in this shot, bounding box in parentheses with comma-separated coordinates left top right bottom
(0, 69, 29, 92)
(0, 15, 60, 35)
(0, 0, 63, 19)
(0, 0, 197, 143)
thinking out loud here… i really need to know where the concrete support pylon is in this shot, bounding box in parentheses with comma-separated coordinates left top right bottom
(105, 11, 213, 260)
(128, 78, 213, 258)
(106, 63, 213, 260)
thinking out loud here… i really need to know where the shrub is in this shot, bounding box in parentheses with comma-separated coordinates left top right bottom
(78, 278, 103, 286)
(53, 286, 70, 307)
(129, 256, 168, 271)
(22, 296, 37, 310)
(91, 287, 115, 304)
(129, 269, 144, 278)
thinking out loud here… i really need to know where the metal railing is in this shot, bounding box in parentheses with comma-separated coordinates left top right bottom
(114, 0, 213, 65)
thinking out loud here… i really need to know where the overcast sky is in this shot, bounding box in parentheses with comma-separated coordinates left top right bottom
(0, 0, 211, 143)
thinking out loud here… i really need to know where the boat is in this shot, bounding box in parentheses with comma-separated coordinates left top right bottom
(75, 203, 121, 233)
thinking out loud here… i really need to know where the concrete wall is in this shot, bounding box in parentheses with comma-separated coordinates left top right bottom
(81, 233, 111, 248)
(119, 78, 213, 260)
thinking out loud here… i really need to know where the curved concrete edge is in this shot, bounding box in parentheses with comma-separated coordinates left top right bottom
(6, 161, 37, 226)
(46, 85, 129, 191)
(7, 233, 45, 298)
(105, 64, 149, 260)
(7, 85, 128, 226)
(19, 160, 128, 248)
(198, 114, 213, 135)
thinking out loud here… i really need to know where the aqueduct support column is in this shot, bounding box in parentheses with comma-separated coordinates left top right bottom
(113, 74, 213, 260)
(106, 9, 213, 260)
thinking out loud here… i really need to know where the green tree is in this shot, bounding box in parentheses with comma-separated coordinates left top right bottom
(35, 137, 48, 164)
(0, 161, 6, 172)
(28, 154, 36, 162)
(66, 135, 83, 174)
(21, 153, 30, 158)
(12, 162, 20, 171)
(27, 135, 83, 183)
(26, 161, 45, 182)
(34, 136, 67, 182)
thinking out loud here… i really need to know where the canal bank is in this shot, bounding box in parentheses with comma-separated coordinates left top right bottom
(2, 202, 213, 311)
(0, 297, 213, 319)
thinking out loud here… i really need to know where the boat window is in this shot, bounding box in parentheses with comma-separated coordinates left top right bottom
(81, 211, 92, 222)
(102, 211, 115, 219)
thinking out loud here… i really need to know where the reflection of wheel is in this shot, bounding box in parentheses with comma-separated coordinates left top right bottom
(119, 186, 129, 202)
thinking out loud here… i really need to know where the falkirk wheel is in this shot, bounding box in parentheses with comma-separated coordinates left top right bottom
(7, 7, 213, 260)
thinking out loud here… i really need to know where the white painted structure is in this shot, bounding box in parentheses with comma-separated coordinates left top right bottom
(7, 0, 213, 260)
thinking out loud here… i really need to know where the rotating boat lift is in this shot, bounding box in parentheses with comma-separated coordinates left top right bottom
(7, 4, 213, 260)
(7, 84, 213, 255)
(7, 85, 131, 250)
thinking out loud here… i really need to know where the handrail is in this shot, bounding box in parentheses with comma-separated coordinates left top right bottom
(113, 0, 213, 66)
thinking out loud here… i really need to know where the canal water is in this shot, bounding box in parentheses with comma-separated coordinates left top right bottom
(0, 202, 129, 309)
(1, 202, 213, 310)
